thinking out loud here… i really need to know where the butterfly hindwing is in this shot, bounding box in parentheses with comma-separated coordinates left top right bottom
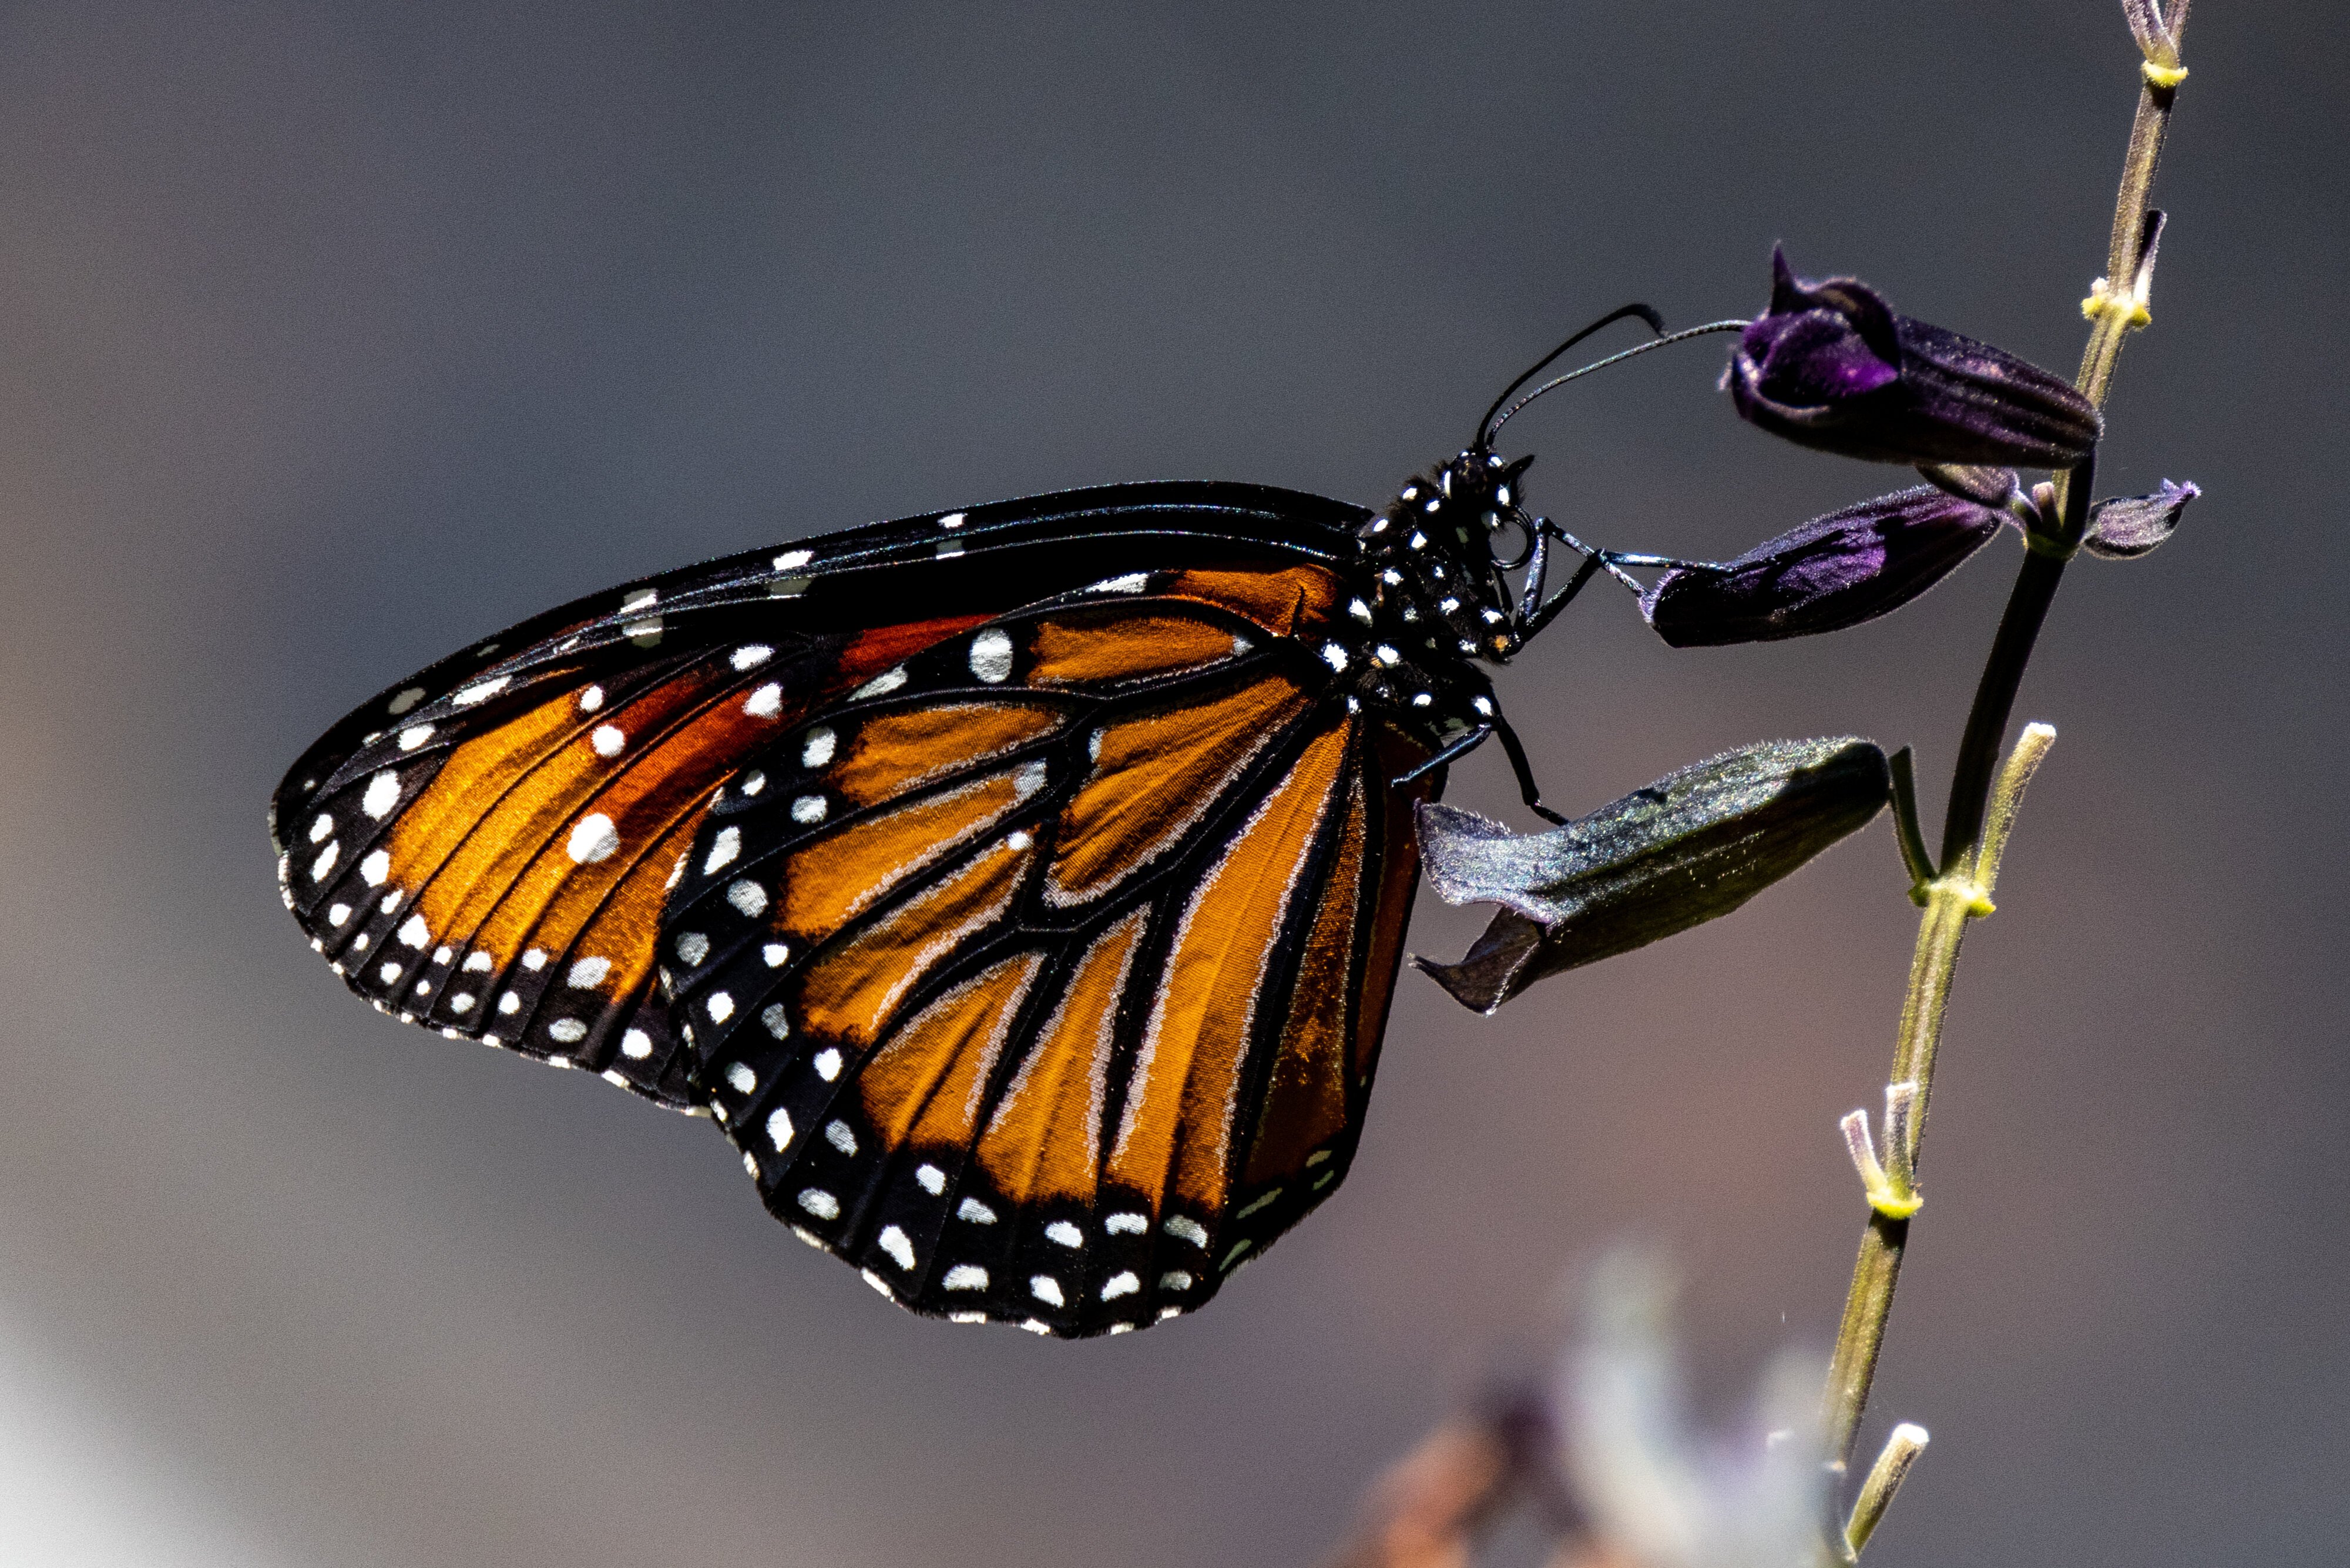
(662, 565, 1434, 1335)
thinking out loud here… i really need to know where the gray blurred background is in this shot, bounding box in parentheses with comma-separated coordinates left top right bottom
(0, 2, 2340, 1564)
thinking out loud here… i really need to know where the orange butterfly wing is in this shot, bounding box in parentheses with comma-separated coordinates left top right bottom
(663, 565, 1432, 1335)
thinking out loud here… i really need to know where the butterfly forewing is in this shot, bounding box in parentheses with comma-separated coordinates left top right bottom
(663, 568, 1433, 1335)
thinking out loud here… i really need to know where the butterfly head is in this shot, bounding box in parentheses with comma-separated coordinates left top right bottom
(1359, 446, 1537, 664)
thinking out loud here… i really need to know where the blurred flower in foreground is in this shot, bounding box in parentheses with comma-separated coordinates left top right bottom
(1643, 485, 2010, 647)
(1559, 1252, 1828, 1568)
(2083, 478, 2198, 559)
(1730, 248, 2101, 468)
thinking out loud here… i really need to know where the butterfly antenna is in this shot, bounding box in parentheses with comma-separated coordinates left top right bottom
(1483, 318, 1750, 444)
(1475, 304, 1666, 449)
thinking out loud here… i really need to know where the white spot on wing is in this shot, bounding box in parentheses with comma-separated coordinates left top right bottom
(566, 956, 610, 989)
(824, 1120, 857, 1156)
(398, 915, 429, 949)
(969, 629, 1013, 683)
(462, 951, 492, 973)
(386, 687, 425, 715)
(730, 644, 773, 671)
(958, 1197, 996, 1224)
(1044, 1221, 1083, 1249)
(310, 842, 340, 882)
(362, 771, 401, 819)
(1105, 1212, 1147, 1235)
(620, 1028, 652, 1059)
(1085, 572, 1150, 594)
(327, 902, 351, 927)
(577, 685, 603, 713)
(762, 942, 790, 968)
(1013, 760, 1047, 800)
(1100, 1272, 1140, 1301)
(915, 1163, 945, 1194)
(878, 1225, 916, 1271)
(1159, 1270, 1194, 1290)
(397, 724, 435, 751)
(308, 813, 333, 844)
(674, 932, 710, 965)
(760, 1003, 789, 1039)
(811, 1046, 841, 1080)
(1163, 1216, 1208, 1248)
(566, 814, 620, 864)
(452, 676, 510, 706)
(591, 725, 625, 757)
(768, 1108, 794, 1150)
(797, 1188, 838, 1219)
(1029, 1275, 1065, 1307)
(706, 991, 734, 1023)
(743, 683, 783, 718)
(359, 849, 391, 886)
(773, 549, 813, 571)
(790, 795, 826, 825)
(800, 727, 835, 768)
(725, 1062, 756, 1094)
(943, 1264, 988, 1291)
(851, 667, 907, 700)
(702, 825, 741, 874)
(726, 879, 768, 916)
(548, 1019, 588, 1045)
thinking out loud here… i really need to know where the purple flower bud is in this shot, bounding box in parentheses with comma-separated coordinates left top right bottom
(1643, 485, 2006, 647)
(1730, 249, 2101, 468)
(2083, 478, 2198, 559)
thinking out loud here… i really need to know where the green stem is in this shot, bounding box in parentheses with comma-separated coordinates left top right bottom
(1819, 0, 2193, 1500)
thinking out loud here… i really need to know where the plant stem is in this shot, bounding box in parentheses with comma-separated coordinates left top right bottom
(1818, 1, 2193, 1492)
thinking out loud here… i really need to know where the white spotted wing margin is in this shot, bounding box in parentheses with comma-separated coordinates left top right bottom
(660, 579, 1430, 1337)
(274, 482, 1373, 1113)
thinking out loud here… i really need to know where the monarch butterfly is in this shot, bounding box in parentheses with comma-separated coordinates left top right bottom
(273, 307, 1699, 1338)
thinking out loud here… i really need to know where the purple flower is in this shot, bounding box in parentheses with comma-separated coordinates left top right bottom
(2083, 478, 2198, 559)
(1642, 485, 2007, 647)
(1730, 249, 2101, 468)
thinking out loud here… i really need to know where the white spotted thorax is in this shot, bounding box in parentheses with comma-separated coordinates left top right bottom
(1341, 445, 1532, 747)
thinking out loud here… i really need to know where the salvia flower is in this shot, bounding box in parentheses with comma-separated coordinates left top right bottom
(1643, 485, 2007, 647)
(1730, 247, 2101, 468)
(2083, 478, 2198, 559)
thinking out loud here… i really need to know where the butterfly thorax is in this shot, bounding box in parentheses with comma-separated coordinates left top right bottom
(1334, 446, 1532, 743)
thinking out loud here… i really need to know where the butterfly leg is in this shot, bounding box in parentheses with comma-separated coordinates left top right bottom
(1392, 723, 1491, 790)
(1491, 711, 1568, 824)
(1518, 549, 1606, 642)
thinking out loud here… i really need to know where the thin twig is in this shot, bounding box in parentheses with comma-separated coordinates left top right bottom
(1818, 0, 2193, 1507)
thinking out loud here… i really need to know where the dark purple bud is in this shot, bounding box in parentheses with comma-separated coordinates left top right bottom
(1414, 738, 1889, 1013)
(2083, 478, 2198, 559)
(1730, 249, 2102, 468)
(1642, 485, 2006, 647)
